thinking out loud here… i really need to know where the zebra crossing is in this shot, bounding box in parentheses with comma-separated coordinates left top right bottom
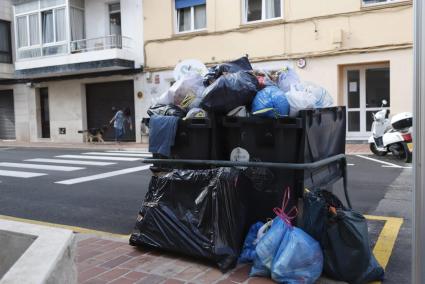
(0, 149, 152, 184)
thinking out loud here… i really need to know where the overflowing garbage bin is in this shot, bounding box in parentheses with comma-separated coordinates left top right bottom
(130, 56, 383, 282)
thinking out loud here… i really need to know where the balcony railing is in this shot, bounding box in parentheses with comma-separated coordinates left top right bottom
(70, 35, 132, 53)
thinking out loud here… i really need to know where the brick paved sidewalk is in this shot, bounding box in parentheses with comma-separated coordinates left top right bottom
(76, 235, 275, 284)
(345, 143, 369, 154)
(76, 235, 344, 284)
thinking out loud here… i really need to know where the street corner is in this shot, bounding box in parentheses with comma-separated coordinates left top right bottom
(365, 215, 404, 270)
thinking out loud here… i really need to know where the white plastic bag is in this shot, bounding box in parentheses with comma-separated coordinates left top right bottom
(168, 73, 205, 109)
(155, 91, 174, 105)
(286, 82, 334, 117)
(184, 108, 207, 119)
(277, 67, 300, 93)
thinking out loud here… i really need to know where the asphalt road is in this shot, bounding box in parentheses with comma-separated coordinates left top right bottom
(0, 147, 409, 234)
(0, 147, 152, 234)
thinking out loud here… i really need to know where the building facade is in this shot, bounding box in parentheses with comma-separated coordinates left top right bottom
(0, 0, 147, 143)
(0, 0, 414, 143)
(143, 0, 413, 140)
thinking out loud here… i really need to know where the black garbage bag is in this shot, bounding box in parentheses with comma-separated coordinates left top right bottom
(147, 104, 187, 118)
(200, 71, 259, 114)
(302, 190, 384, 283)
(129, 168, 250, 272)
(204, 57, 253, 86)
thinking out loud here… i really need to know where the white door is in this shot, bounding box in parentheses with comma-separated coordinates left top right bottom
(343, 64, 390, 139)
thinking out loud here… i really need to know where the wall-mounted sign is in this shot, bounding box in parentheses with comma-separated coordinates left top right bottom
(349, 82, 358, 92)
(296, 58, 307, 69)
(59, 128, 66, 135)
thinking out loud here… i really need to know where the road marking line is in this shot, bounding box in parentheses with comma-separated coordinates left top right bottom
(55, 165, 152, 185)
(0, 162, 84, 172)
(82, 152, 152, 157)
(348, 163, 355, 166)
(106, 150, 150, 154)
(56, 155, 141, 161)
(382, 165, 412, 169)
(122, 148, 148, 152)
(25, 158, 116, 166)
(356, 155, 403, 168)
(365, 215, 404, 269)
(0, 214, 128, 239)
(0, 170, 46, 178)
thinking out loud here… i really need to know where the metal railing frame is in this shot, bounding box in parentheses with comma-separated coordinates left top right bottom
(142, 154, 352, 209)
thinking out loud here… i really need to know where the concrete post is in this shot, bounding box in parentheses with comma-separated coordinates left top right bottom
(413, 0, 425, 282)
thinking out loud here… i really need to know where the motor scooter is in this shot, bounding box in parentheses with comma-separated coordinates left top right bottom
(368, 100, 413, 163)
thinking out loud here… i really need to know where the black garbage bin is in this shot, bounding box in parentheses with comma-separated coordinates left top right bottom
(219, 107, 346, 223)
(148, 117, 214, 171)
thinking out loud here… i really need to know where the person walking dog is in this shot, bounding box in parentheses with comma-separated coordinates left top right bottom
(110, 107, 133, 143)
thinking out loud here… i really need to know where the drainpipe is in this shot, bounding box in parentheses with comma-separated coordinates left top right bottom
(413, 0, 425, 282)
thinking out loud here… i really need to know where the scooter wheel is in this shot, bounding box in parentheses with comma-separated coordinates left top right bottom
(400, 142, 412, 163)
(369, 143, 387, 156)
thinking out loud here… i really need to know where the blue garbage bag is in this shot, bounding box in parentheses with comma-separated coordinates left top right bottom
(252, 86, 290, 117)
(271, 226, 323, 284)
(277, 67, 300, 93)
(250, 218, 289, 277)
(238, 222, 264, 264)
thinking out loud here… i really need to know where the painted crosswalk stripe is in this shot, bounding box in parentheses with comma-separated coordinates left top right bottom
(0, 162, 84, 172)
(106, 151, 151, 155)
(56, 155, 141, 161)
(82, 152, 151, 157)
(0, 170, 46, 178)
(25, 159, 116, 166)
(120, 149, 148, 152)
(55, 165, 152, 185)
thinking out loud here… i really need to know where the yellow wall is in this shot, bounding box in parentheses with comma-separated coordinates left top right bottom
(143, 0, 412, 70)
(295, 49, 412, 116)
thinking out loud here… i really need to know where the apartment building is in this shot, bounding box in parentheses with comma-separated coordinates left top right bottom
(143, 0, 413, 140)
(0, 0, 146, 143)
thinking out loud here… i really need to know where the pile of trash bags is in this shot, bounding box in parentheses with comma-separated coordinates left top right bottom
(146, 56, 335, 158)
(238, 188, 385, 283)
(239, 188, 324, 283)
(149, 56, 334, 121)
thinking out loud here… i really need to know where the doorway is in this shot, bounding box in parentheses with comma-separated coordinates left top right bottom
(85, 80, 135, 142)
(38, 88, 50, 138)
(343, 64, 390, 139)
(0, 90, 15, 140)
